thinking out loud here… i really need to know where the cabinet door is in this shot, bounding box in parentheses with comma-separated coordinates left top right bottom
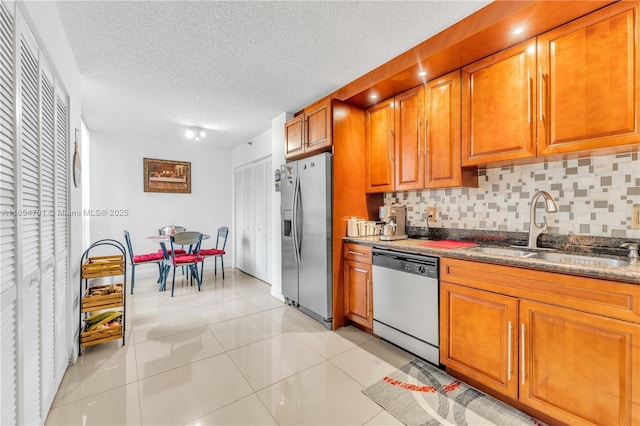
(365, 98, 395, 193)
(305, 97, 332, 152)
(520, 300, 640, 426)
(425, 70, 477, 189)
(285, 114, 304, 159)
(537, 1, 640, 155)
(394, 85, 424, 191)
(343, 259, 372, 328)
(440, 282, 519, 399)
(462, 39, 537, 166)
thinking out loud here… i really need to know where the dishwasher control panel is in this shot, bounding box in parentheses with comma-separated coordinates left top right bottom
(400, 261, 437, 277)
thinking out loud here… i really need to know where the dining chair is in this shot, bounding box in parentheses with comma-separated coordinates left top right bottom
(160, 231, 203, 297)
(123, 230, 165, 294)
(199, 226, 228, 279)
(158, 225, 187, 256)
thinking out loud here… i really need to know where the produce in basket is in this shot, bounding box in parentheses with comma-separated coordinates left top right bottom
(84, 310, 122, 331)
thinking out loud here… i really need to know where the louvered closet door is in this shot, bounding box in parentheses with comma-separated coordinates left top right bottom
(234, 167, 244, 270)
(265, 157, 272, 284)
(0, 2, 17, 425)
(18, 20, 42, 426)
(242, 165, 254, 274)
(53, 90, 68, 393)
(254, 160, 266, 280)
(39, 61, 56, 414)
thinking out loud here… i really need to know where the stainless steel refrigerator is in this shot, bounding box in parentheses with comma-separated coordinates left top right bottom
(280, 152, 332, 329)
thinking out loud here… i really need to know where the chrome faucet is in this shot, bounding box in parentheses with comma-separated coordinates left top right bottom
(527, 191, 558, 249)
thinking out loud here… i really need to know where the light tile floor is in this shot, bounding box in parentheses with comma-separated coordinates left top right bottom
(46, 268, 413, 425)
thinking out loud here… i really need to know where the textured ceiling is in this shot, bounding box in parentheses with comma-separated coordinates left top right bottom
(55, 1, 490, 149)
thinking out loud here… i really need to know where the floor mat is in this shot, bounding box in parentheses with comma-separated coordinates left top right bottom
(363, 358, 545, 426)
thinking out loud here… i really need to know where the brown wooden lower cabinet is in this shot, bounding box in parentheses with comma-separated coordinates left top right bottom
(520, 300, 640, 425)
(343, 243, 372, 329)
(440, 258, 640, 425)
(440, 283, 518, 399)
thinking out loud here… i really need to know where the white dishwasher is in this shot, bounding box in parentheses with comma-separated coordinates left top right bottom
(372, 248, 440, 366)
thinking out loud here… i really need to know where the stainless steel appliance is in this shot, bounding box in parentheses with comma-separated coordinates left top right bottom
(379, 205, 408, 241)
(281, 152, 332, 329)
(372, 248, 440, 365)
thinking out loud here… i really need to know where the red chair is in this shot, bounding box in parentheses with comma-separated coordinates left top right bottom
(123, 230, 164, 294)
(159, 231, 203, 297)
(199, 226, 228, 279)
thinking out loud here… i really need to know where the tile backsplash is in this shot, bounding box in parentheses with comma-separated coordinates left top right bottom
(384, 152, 640, 239)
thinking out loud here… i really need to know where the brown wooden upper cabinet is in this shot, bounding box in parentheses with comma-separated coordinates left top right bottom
(537, 1, 640, 155)
(365, 97, 395, 193)
(285, 96, 332, 160)
(462, 1, 639, 167)
(461, 39, 537, 166)
(394, 86, 425, 191)
(366, 86, 424, 193)
(425, 70, 477, 188)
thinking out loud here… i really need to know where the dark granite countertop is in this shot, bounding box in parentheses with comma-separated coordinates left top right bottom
(344, 236, 640, 285)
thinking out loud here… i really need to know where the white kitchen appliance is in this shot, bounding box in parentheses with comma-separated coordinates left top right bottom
(372, 248, 440, 366)
(280, 152, 332, 329)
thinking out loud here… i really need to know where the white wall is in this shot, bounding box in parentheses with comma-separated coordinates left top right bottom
(270, 113, 289, 300)
(90, 130, 233, 275)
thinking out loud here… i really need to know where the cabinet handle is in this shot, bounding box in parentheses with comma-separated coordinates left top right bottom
(507, 321, 512, 381)
(366, 278, 371, 316)
(527, 70, 531, 124)
(389, 130, 395, 162)
(418, 119, 422, 155)
(539, 66, 544, 121)
(424, 119, 428, 156)
(521, 323, 526, 385)
(347, 250, 365, 257)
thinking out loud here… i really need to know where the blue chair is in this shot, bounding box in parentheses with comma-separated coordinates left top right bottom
(159, 231, 203, 297)
(199, 226, 229, 279)
(123, 230, 164, 294)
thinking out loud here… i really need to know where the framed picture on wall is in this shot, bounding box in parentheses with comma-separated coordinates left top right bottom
(143, 157, 191, 193)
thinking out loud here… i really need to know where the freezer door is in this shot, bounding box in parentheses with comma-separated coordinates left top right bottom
(280, 162, 298, 303)
(297, 153, 332, 322)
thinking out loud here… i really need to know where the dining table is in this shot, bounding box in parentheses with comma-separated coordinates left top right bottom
(146, 233, 210, 291)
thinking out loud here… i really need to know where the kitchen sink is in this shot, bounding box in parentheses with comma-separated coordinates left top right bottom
(533, 252, 629, 268)
(466, 247, 539, 258)
(465, 246, 629, 268)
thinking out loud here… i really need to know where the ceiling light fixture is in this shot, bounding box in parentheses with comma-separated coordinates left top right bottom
(418, 71, 427, 77)
(185, 127, 206, 141)
(512, 26, 524, 35)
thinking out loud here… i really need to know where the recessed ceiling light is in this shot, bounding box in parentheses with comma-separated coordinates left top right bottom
(371, 94, 378, 100)
(186, 127, 206, 141)
(418, 71, 427, 77)
(512, 26, 524, 35)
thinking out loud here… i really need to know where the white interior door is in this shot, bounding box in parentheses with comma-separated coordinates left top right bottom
(39, 58, 56, 415)
(0, 5, 71, 423)
(242, 165, 254, 274)
(265, 157, 273, 284)
(18, 17, 43, 425)
(234, 167, 244, 270)
(254, 160, 266, 280)
(0, 3, 18, 424)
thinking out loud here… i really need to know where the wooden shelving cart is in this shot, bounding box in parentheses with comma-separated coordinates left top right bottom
(79, 239, 127, 353)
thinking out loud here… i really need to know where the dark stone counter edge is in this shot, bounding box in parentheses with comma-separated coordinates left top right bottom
(344, 236, 640, 285)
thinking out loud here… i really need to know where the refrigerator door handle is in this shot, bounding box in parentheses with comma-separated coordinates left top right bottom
(292, 175, 301, 264)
